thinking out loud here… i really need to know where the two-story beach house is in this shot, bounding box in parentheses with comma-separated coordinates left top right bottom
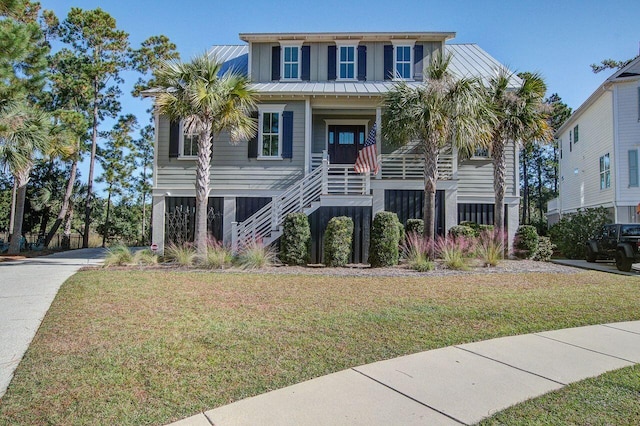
(147, 32, 521, 263)
(547, 56, 640, 225)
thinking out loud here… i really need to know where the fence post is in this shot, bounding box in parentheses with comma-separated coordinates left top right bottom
(322, 157, 329, 195)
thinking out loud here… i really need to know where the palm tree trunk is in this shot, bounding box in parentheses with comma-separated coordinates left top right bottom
(8, 167, 31, 254)
(9, 179, 17, 238)
(83, 78, 100, 248)
(44, 157, 78, 247)
(492, 138, 507, 234)
(422, 140, 439, 259)
(194, 123, 213, 259)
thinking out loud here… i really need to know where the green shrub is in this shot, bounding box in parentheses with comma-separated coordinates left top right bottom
(323, 216, 353, 267)
(369, 211, 402, 267)
(104, 245, 133, 267)
(448, 225, 476, 239)
(279, 212, 311, 266)
(549, 207, 610, 259)
(514, 225, 539, 259)
(405, 219, 424, 236)
(235, 240, 278, 269)
(458, 221, 494, 238)
(164, 243, 196, 266)
(532, 236, 555, 262)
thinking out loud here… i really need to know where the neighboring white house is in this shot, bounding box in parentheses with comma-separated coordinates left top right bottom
(145, 32, 522, 262)
(547, 56, 640, 225)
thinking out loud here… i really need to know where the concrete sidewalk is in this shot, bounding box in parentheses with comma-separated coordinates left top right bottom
(0, 248, 106, 399)
(173, 321, 640, 426)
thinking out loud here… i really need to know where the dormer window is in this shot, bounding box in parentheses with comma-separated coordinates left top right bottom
(391, 40, 416, 80)
(334, 40, 358, 81)
(279, 41, 303, 81)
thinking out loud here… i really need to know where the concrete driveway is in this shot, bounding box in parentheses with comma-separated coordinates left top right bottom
(0, 248, 106, 398)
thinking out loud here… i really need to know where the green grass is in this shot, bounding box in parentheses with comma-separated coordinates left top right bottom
(480, 364, 640, 425)
(0, 270, 639, 425)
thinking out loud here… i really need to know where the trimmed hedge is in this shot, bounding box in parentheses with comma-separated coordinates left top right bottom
(448, 225, 476, 239)
(532, 236, 555, 262)
(514, 225, 539, 259)
(405, 219, 424, 236)
(369, 211, 402, 267)
(549, 207, 610, 259)
(323, 216, 353, 267)
(279, 212, 311, 265)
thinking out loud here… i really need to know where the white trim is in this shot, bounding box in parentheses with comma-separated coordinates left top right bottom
(247, 42, 252, 80)
(304, 97, 311, 175)
(391, 40, 416, 81)
(258, 104, 286, 159)
(279, 41, 303, 81)
(334, 41, 359, 81)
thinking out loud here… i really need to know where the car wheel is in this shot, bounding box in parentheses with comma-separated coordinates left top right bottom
(616, 252, 632, 272)
(585, 246, 597, 263)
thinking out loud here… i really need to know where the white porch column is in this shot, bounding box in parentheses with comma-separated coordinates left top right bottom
(304, 98, 312, 175)
(372, 188, 385, 216)
(444, 188, 458, 233)
(222, 197, 236, 245)
(151, 195, 165, 255)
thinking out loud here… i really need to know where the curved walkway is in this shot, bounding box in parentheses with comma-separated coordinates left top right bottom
(0, 248, 106, 398)
(172, 320, 640, 426)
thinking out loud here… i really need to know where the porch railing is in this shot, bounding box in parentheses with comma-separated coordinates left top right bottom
(311, 152, 454, 180)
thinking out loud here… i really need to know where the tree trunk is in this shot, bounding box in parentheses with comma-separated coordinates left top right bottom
(62, 204, 74, 249)
(83, 78, 100, 248)
(8, 167, 31, 254)
(521, 151, 529, 225)
(536, 154, 544, 220)
(102, 188, 112, 248)
(44, 156, 78, 247)
(422, 140, 439, 259)
(492, 138, 507, 234)
(8, 179, 17, 242)
(194, 123, 213, 259)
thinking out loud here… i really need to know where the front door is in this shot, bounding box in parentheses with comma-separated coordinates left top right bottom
(328, 125, 366, 164)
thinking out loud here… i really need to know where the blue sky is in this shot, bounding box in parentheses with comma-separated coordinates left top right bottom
(43, 0, 640, 193)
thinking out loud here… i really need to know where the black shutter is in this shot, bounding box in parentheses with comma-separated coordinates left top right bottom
(357, 45, 367, 81)
(248, 111, 259, 158)
(282, 111, 293, 159)
(413, 44, 424, 81)
(301, 45, 310, 81)
(327, 45, 337, 81)
(271, 46, 281, 81)
(383, 45, 393, 80)
(169, 120, 180, 158)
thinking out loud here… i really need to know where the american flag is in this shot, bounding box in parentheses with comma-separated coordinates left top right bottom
(354, 123, 379, 174)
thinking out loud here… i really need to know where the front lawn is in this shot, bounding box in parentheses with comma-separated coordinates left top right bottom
(0, 269, 638, 425)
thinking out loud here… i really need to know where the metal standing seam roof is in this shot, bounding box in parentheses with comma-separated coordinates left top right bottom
(205, 43, 522, 97)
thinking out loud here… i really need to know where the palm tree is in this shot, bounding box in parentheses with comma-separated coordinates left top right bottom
(383, 52, 493, 252)
(0, 101, 51, 254)
(155, 53, 257, 258)
(487, 70, 551, 234)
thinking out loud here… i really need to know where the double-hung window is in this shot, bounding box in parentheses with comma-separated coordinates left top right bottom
(337, 44, 356, 80)
(258, 105, 285, 159)
(180, 122, 199, 157)
(600, 153, 611, 189)
(391, 40, 415, 80)
(281, 43, 302, 80)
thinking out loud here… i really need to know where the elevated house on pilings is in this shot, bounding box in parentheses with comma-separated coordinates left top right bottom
(145, 32, 521, 263)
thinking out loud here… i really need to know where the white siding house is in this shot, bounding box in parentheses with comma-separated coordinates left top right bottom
(548, 57, 640, 224)
(146, 32, 523, 261)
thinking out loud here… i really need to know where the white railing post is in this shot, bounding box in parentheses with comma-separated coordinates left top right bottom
(271, 202, 278, 231)
(322, 158, 329, 195)
(365, 173, 370, 194)
(343, 167, 348, 195)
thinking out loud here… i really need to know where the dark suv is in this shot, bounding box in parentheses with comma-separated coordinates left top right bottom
(586, 223, 640, 271)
